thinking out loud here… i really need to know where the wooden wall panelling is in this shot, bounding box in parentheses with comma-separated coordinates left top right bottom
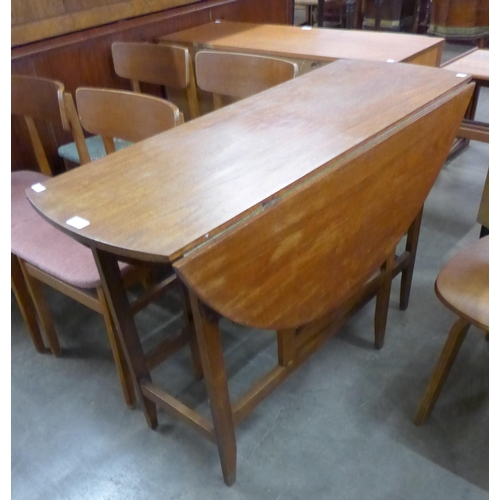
(12, 0, 201, 46)
(239, 0, 293, 24)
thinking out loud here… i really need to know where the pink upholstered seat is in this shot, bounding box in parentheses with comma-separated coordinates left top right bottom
(11, 171, 131, 289)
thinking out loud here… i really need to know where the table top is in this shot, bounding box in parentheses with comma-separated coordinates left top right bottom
(28, 60, 471, 265)
(158, 21, 444, 63)
(442, 49, 489, 82)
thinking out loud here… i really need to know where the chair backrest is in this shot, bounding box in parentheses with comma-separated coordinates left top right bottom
(11, 74, 90, 173)
(194, 50, 299, 110)
(75, 87, 184, 155)
(111, 42, 199, 120)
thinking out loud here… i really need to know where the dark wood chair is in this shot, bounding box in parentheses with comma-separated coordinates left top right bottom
(12, 83, 193, 408)
(414, 236, 488, 424)
(194, 50, 298, 111)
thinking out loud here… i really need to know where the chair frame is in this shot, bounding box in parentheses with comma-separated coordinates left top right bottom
(414, 237, 489, 424)
(12, 77, 199, 408)
(111, 41, 200, 121)
(194, 50, 299, 111)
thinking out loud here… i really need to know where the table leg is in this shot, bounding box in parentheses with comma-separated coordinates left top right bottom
(346, 0, 357, 29)
(374, 248, 396, 349)
(400, 207, 423, 311)
(317, 0, 325, 27)
(180, 281, 204, 377)
(189, 290, 237, 486)
(92, 247, 158, 429)
(374, 0, 384, 30)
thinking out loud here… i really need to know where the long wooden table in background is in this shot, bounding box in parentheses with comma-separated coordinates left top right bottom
(442, 48, 489, 234)
(158, 20, 445, 76)
(27, 60, 472, 485)
(442, 48, 489, 144)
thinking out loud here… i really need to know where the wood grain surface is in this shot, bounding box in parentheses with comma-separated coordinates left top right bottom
(28, 60, 472, 272)
(158, 21, 444, 65)
(175, 84, 472, 328)
(435, 236, 489, 330)
(441, 48, 489, 81)
(12, 0, 201, 46)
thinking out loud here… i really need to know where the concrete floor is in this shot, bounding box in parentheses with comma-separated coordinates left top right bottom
(11, 46, 488, 499)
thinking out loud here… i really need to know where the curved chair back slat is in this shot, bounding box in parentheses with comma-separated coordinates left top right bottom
(195, 50, 298, 109)
(75, 88, 184, 147)
(111, 42, 199, 120)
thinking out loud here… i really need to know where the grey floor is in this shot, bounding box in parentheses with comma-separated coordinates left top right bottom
(11, 44, 489, 499)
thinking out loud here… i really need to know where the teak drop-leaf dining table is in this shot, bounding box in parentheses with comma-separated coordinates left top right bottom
(28, 60, 473, 485)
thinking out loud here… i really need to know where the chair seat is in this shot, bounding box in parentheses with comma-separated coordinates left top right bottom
(11, 171, 131, 289)
(58, 136, 132, 164)
(435, 236, 489, 330)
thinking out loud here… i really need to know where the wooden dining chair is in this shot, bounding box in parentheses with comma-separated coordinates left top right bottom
(11, 74, 90, 354)
(111, 42, 199, 121)
(194, 50, 299, 111)
(12, 85, 192, 408)
(414, 236, 488, 424)
(58, 42, 198, 167)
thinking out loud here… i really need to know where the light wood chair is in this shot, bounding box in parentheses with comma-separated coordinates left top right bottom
(11, 74, 90, 355)
(414, 236, 488, 424)
(194, 50, 299, 111)
(12, 84, 193, 408)
(112, 41, 199, 121)
(58, 42, 198, 167)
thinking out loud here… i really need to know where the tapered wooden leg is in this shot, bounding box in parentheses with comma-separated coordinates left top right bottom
(277, 329, 296, 367)
(18, 259, 61, 356)
(400, 207, 423, 311)
(189, 290, 237, 486)
(374, 249, 396, 350)
(414, 317, 470, 425)
(97, 287, 136, 408)
(180, 282, 204, 378)
(93, 248, 157, 429)
(11, 254, 45, 353)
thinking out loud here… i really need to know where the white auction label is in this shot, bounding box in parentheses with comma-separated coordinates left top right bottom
(31, 183, 46, 193)
(66, 216, 90, 229)
(456, 73, 468, 78)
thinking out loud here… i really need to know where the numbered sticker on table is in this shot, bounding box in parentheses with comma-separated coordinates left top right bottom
(66, 216, 90, 229)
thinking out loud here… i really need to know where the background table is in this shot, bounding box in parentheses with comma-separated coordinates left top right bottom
(158, 21, 444, 75)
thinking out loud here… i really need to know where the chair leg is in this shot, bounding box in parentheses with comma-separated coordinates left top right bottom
(18, 260, 61, 356)
(190, 291, 237, 486)
(11, 254, 45, 353)
(97, 287, 136, 408)
(414, 317, 470, 425)
(374, 248, 396, 349)
(479, 225, 489, 238)
(400, 207, 424, 311)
